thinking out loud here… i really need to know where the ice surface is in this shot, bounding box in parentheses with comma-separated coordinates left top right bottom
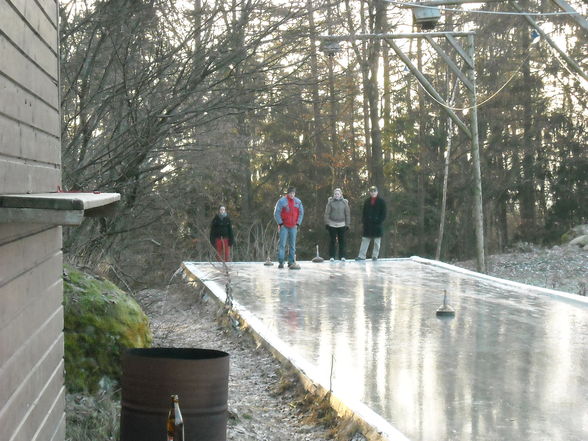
(183, 258, 588, 441)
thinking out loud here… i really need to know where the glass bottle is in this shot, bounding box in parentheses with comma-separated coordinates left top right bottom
(166, 394, 185, 441)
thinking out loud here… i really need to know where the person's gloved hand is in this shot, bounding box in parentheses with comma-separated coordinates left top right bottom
(345, 226, 350, 231)
(325, 225, 329, 231)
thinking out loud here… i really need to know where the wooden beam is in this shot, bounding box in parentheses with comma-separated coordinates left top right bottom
(550, 0, 588, 34)
(385, 0, 507, 6)
(425, 35, 475, 92)
(384, 38, 472, 138)
(318, 31, 474, 42)
(445, 35, 473, 69)
(422, 0, 506, 5)
(512, 2, 588, 82)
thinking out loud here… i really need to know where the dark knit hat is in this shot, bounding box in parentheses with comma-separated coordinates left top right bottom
(287, 186, 296, 193)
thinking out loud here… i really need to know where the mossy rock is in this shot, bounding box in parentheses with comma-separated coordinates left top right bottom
(561, 224, 588, 243)
(63, 264, 152, 393)
(570, 235, 588, 247)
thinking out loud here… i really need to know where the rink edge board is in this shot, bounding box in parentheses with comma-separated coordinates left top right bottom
(181, 261, 411, 441)
(410, 256, 588, 307)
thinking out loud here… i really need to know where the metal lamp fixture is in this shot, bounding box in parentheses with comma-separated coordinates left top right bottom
(412, 5, 441, 30)
(319, 39, 342, 56)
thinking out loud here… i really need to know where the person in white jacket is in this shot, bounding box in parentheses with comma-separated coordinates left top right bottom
(324, 188, 351, 261)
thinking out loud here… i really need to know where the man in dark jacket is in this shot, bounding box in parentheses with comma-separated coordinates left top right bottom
(210, 205, 234, 261)
(356, 186, 386, 261)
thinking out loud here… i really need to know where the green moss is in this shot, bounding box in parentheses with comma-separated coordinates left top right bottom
(63, 264, 152, 393)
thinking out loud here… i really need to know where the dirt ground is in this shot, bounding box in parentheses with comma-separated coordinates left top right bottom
(134, 244, 587, 441)
(134, 284, 341, 441)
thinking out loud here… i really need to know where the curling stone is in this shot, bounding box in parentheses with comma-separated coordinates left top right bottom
(436, 290, 455, 317)
(263, 256, 273, 266)
(312, 245, 324, 263)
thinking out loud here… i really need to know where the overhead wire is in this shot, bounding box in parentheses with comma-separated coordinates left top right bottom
(538, 40, 588, 88)
(412, 50, 532, 111)
(414, 32, 587, 112)
(329, 1, 586, 108)
(384, 0, 582, 17)
(401, 2, 587, 109)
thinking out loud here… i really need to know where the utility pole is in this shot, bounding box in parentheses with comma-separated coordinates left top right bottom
(319, 0, 585, 271)
(321, 31, 487, 272)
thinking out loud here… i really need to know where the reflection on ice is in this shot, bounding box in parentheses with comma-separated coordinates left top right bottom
(184, 258, 588, 441)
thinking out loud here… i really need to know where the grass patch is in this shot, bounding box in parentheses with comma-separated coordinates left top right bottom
(65, 384, 120, 441)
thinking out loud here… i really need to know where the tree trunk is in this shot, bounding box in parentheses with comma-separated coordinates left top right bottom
(417, 37, 426, 255)
(326, 6, 339, 188)
(466, 35, 486, 273)
(519, 24, 537, 240)
(382, 12, 392, 164)
(436, 76, 459, 260)
(306, 0, 327, 216)
(366, 0, 385, 192)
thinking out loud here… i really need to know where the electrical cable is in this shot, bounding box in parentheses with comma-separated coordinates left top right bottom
(539, 40, 588, 88)
(412, 51, 532, 111)
(384, 0, 582, 17)
(414, 25, 587, 111)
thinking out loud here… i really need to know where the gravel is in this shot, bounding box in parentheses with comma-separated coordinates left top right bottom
(452, 244, 587, 296)
(135, 284, 336, 441)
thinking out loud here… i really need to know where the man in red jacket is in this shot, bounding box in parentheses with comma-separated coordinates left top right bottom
(273, 187, 304, 269)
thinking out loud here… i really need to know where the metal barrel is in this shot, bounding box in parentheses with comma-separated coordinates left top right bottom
(120, 348, 229, 441)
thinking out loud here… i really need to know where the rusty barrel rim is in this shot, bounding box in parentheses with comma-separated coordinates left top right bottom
(124, 347, 229, 360)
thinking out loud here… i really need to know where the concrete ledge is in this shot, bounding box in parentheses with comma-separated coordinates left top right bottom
(0, 192, 120, 225)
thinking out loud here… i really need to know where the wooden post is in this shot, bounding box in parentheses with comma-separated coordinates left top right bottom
(435, 77, 458, 261)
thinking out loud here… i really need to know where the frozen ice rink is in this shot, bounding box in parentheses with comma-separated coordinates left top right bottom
(183, 258, 588, 441)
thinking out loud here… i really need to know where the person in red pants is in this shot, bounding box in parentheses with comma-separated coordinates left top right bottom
(209, 205, 234, 261)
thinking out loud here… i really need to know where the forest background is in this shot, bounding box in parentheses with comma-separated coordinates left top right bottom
(59, 0, 587, 288)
